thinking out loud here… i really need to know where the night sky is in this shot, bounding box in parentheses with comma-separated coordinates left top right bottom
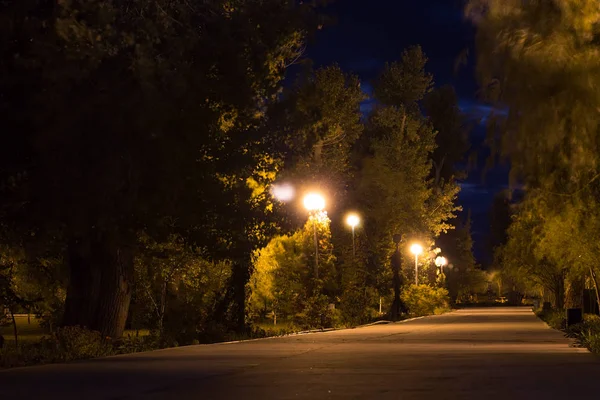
(306, 0, 509, 264)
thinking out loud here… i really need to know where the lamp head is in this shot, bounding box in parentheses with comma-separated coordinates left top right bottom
(303, 193, 325, 212)
(346, 213, 360, 228)
(410, 243, 423, 256)
(271, 183, 295, 202)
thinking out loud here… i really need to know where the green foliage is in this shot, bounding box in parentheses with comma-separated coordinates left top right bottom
(54, 326, 114, 358)
(577, 315, 600, 354)
(115, 333, 161, 355)
(536, 308, 566, 330)
(0, 0, 472, 359)
(248, 212, 337, 329)
(538, 311, 600, 354)
(374, 46, 433, 111)
(132, 233, 232, 345)
(423, 85, 470, 184)
(0, 0, 322, 336)
(467, 0, 600, 310)
(401, 284, 450, 317)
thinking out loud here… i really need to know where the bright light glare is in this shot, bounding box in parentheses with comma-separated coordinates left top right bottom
(346, 213, 360, 228)
(410, 243, 423, 256)
(271, 183, 295, 202)
(303, 193, 325, 211)
(435, 256, 448, 267)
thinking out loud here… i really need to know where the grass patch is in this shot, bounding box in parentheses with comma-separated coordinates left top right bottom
(0, 315, 45, 343)
(255, 320, 298, 336)
(1, 316, 150, 343)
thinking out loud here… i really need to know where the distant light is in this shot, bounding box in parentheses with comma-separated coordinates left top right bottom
(303, 193, 325, 211)
(271, 183, 295, 202)
(410, 243, 423, 256)
(346, 213, 360, 228)
(435, 256, 448, 267)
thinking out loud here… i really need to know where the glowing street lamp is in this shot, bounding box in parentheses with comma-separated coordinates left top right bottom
(303, 193, 325, 211)
(410, 243, 423, 285)
(304, 193, 326, 279)
(435, 256, 448, 271)
(271, 183, 295, 202)
(345, 213, 360, 258)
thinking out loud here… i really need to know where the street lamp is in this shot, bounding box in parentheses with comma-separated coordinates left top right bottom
(435, 256, 448, 287)
(271, 183, 295, 202)
(410, 243, 423, 285)
(304, 193, 325, 279)
(345, 213, 360, 258)
(435, 256, 448, 273)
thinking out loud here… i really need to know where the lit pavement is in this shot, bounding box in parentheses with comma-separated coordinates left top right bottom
(1, 307, 599, 399)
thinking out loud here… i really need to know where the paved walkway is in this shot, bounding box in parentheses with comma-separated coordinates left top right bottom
(1, 307, 599, 399)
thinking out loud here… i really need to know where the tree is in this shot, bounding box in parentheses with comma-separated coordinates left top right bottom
(443, 213, 484, 303)
(0, 0, 321, 337)
(422, 85, 470, 186)
(466, 0, 600, 309)
(352, 47, 459, 319)
(248, 212, 336, 329)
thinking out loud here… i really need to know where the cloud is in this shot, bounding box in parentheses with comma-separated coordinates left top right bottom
(458, 99, 508, 126)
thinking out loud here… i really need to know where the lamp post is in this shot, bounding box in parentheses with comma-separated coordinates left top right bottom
(410, 243, 423, 285)
(303, 193, 325, 279)
(345, 213, 360, 258)
(435, 256, 448, 274)
(435, 256, 448, 286)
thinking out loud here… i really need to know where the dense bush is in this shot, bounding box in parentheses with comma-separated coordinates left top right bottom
(115, 333, 161, 355)
(401, 284, 450, 317)
(537, 310, 600, 354)
(536, 309, 566, 330)
(569, 314, 600, 354)
(294, 293, 339, 330)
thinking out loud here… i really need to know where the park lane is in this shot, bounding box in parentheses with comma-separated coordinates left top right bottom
(1, 307, 599, 399)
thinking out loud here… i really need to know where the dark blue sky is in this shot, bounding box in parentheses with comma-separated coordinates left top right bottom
(306, 0, 509, 264)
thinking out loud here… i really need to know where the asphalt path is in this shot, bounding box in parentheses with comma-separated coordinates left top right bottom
(1, 307, 599, 399)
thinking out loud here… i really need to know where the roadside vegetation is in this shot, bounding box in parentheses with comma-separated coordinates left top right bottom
(466, 0, 600, 350)
(537, 309, 600, 354)
(0, 1, 484, 369)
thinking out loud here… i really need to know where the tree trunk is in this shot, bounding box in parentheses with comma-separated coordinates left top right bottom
(231, 260, 250, 333)
(554, 275, 565, 309)
(565, 275, 584, 309)
(9, 308, 18, 347)
(589, 267, 600, 313)
(159, 280, 167, 333)
(63, 237, 101, 328)
(63, 232, 134, 339)
(92, 234, 134, 339)
(390, 250, 405, 321)
(400, 112, 407, 136)
(433, 156, 446, 187)
(313, 140, 323, 165)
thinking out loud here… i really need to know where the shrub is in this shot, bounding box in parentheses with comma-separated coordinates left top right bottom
(54, 326, 114, 361)
(536, 309, 565, 330)
(340, 287, 377, 327)
(294, 293, 337, 330)
(401, 284, 451, 317)
(0, 326, 114, 369)
(115, 333, 160, 354)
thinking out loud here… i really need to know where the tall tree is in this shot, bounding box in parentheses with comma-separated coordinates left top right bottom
(356, 47, 459, 319)
(422, 85, 470, 186)
(466, 0, 600, 309)
(0, 0, 320, 337)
